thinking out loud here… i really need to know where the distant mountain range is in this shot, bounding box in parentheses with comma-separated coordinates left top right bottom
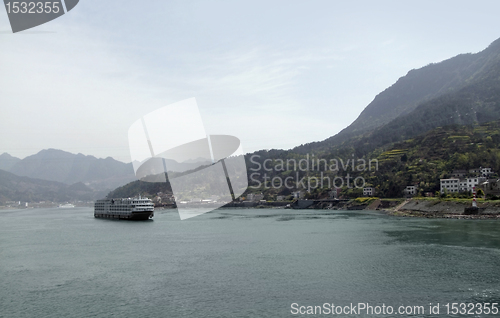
(2, 149, 136, 191)
(0, 153, 21, 171)
(0, 149, 137, 203)
(0, 169, 107, 203)
(0, 149, 215, 203)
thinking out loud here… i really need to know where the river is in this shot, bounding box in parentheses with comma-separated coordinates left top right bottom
(0, 208, 499, 317)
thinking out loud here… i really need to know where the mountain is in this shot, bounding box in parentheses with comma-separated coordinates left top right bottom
(106, 176, 172, 199)
(0, 169, 106, 203)
(0, 153, 21, 171)
(132, 158, 213, 173)
(298, 37, 500, 154)
(8, 149, 136, 191)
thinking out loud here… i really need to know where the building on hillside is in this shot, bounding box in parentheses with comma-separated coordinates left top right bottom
(247, 193, 264, 201)
(481, 167, 493, 177)
(459, 177, 486, 193)
(404, 185, 418, 196)
(363, 187, 374, 197)
(469, 167, 494, 178)
(255, 194, 264, 201)
(276, 195, 285, 201)
(451, 170, 467, 178)
(329, 188, 341, 199)
(469, 168, 481, 175)
(465, 177, 486, 192)
(440, 178, 460, 193)
(442, 175, 486, 194)
(459, 179, 467, 192)
(293, 191, 304, 199)
(481, 179, 500, 196)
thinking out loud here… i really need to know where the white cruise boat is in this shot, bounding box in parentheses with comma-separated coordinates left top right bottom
(94, 196, 154, 220)
(59, 203, 76, 208)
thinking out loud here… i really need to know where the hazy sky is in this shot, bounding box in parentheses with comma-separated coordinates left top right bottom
(1, 0, 500, 162)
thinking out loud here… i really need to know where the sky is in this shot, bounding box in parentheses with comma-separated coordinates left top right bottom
(1, 0, 500, 163)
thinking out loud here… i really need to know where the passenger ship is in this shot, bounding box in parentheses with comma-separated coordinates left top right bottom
(94, 196, 154, 220)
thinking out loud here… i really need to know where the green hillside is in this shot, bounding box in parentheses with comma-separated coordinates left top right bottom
(366, 120, 500, 197)
(244, 120, 500, 200)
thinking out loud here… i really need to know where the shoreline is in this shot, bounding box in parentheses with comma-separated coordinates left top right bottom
(4, 199, 500, 220)
(384, 209, 500, 219)
(382, 198, 500, 219)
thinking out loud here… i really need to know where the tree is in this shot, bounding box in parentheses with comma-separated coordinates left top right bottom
(476, 188, 485, 198)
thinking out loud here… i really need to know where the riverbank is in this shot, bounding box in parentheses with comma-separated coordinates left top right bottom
(230, 198, 500, 219)
(384, 198, 500, 219)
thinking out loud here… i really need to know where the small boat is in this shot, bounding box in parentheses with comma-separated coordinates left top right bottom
(59, 203, 76, 208)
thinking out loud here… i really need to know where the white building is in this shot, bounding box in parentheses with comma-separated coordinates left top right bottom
(469, 167, 494, 177)
(404, 185, 417, 196)
(440, 178, 460, 193)
(254, 193, 264, 201)
(481, 167, 493, 177)
(246, 193, 264, 201)
(466, 177, 486, 192)
(363, 187, 374, 196)
(458, 177, 486, 193)
(329, 188, 341, 199)
(459, 179, 467, 192)
(293, 191, 304, 199)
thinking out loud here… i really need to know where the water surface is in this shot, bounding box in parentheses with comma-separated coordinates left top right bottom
(0, 208, 499, 317)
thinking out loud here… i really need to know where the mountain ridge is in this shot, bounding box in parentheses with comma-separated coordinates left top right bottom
(0, 169, 107, 203)
(7, 148, 136, 191)
(297, 36, 500, 153)
(0, 152, 21, 171)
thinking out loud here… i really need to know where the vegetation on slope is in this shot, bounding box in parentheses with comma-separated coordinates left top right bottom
(246, 120, 500, 199)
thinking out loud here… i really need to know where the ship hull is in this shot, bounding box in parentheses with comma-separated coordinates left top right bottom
(94, 211, 154, 221)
